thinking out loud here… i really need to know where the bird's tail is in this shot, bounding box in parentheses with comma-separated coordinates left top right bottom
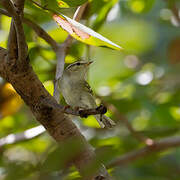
(94, 115, 116, 128)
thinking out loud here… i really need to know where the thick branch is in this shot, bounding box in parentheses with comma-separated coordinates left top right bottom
(0, 47, 7, 77)
(108, 136, 180, 168)
(7, 20, 18, 62)
(13, 0, 25, 14)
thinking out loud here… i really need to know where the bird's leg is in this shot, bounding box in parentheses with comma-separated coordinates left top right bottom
(100, 114, 103, 122)
(96, 104, 107, 114)
(96, 104, 107, 122)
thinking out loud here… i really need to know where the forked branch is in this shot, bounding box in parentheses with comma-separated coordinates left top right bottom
(0, 0, 28, 66)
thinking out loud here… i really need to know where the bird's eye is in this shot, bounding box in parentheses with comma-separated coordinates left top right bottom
(77, 62, 81, 66)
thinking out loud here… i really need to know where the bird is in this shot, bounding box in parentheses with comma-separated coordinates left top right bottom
(59, 60, 116, 128)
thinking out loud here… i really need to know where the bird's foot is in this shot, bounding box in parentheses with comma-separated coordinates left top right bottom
(96, 104, 107, 114)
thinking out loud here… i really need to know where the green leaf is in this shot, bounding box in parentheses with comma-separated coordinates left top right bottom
(53, 14, 123, 51)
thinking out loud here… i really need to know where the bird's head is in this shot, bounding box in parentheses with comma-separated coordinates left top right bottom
(65, 60, 93, 79)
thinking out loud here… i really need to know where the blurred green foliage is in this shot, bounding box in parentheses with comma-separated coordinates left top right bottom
(0, 0, 180, 179)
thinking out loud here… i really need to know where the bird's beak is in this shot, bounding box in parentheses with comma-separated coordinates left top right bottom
(86, 61, 93, 66)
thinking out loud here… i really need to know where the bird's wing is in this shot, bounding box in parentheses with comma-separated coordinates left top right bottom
(83, 81, 93, 95)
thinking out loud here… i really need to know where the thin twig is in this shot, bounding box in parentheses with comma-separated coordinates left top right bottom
(108, 104, 154, 146)
(0, 105, 105, 147)
(73, 3, 87, 21)
(23, 18, 59, 51)
(29, 0, 53, 12)
(170, 4, 180, 26)
(108, 136, 180, 168)
(164, 0, 180, 26)
(0, 8, 9, 16)
(41, 98, 108, 117)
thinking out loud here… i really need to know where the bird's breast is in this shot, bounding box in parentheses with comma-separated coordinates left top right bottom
(60, 75, 81, 107)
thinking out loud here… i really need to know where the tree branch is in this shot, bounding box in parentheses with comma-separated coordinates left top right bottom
(0, 125, 45, 147)
(108, 136, 180, 168)
(48, 102, 108, 117)
(0, 0, 28, 66)
(0, 2, 18, 64)
(23, 18, 60, 52)
(164, 0, 180, 26)
(0, 104, 106, 147)
(0, 8, 9, 16)
(0, 47, 7, 78)
(7, 20, 18, 63)
(170, 4, 180, 26)
(108, 104, 154, 145)
(13, 0, 25, 14)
